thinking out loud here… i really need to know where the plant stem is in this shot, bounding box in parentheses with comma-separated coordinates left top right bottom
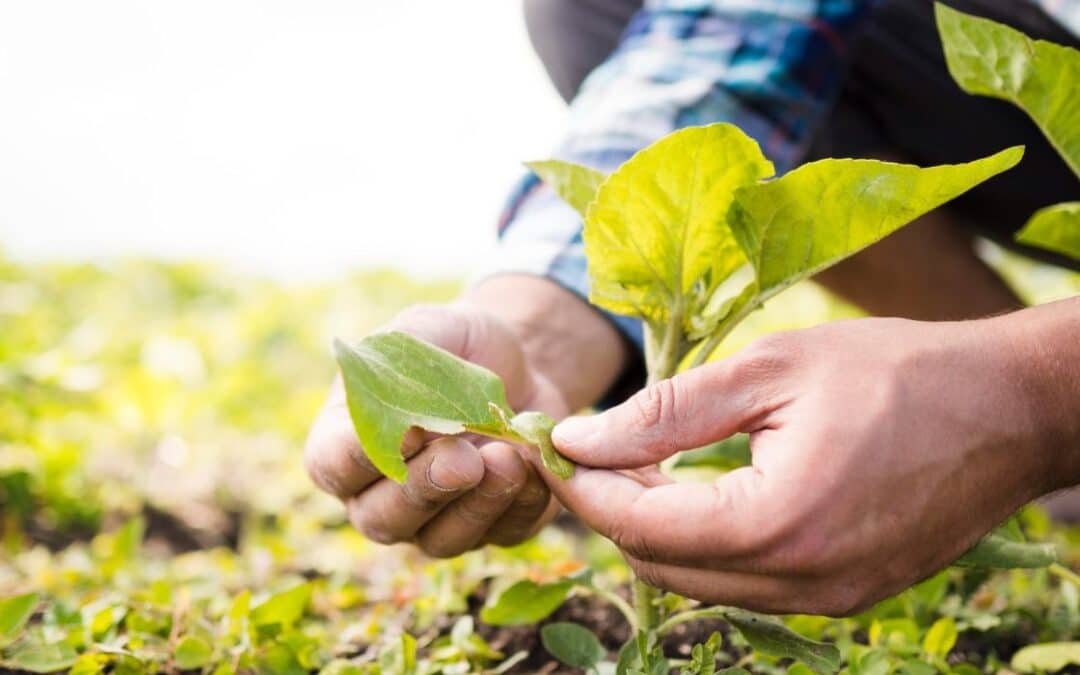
(586, 587, 639, 633)
(633, 315, 688, 634)
(1049, 562, 1080, 588)
(656, 607, 729, 636)
(633, 577, 661, 634)
(687, 297, 758, 369)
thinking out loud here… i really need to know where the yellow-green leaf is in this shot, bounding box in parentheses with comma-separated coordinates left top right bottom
(582, 123, 774, 328)
(251, 583, 311, 629)
(480, 579, 574, 626)
(0, 593, 39, 644)
(936, 3, 1080, 178)
(1011, 642, 1080, 673)
(526, 160, 607, 219)
(921, 617, 958, 658)
(729, 148, 1023, 303)
(1016, 202, 1080, 261)
(175, 635, 214, 670)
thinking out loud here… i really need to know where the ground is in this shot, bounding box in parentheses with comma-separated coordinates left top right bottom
(1, 251, 1078, 674)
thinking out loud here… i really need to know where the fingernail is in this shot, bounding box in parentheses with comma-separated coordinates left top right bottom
(428, 447, 479, 491)
(552, 415, 597, 448)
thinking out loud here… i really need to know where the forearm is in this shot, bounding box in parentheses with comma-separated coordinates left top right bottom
(997, 296, 1080, 492)
(814, 201, 1023, 321)
(463, 274, 630, 411)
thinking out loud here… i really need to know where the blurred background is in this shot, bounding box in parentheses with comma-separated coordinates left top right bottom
(0, 1, 565, 279)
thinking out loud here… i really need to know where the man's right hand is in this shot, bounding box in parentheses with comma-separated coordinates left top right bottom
(304, 302, 570, 557)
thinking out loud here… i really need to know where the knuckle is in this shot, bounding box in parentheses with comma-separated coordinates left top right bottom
(608, 511, 658, 563)
(732, 333, 797, 378)
(401, 482, 447, 513)
(349, 510, 399, 545)
(628, 379, 682, 456)
(417, 534, 467, 559)
(628, 559, 666, 590)
(455, 498, 500, 525)
(811, 583, 867, 618)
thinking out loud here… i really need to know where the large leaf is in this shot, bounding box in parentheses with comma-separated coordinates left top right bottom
(581, 124, 774, 328)
(729, 148, 1023, 303)
(540, 622, 606, 670)
(334, 331, 515, 483)
(480, 579, 574, 626)
(725, 610, 840, 675)
(1011, 642, 1080, 673)
(526, 160, 607, 219)
(1016, 202, 1080, 261)
(936, 3, 1080, 178)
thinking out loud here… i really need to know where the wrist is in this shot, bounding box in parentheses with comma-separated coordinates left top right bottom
(991, 298, 1080, 493)
(462, 274, 630, 411)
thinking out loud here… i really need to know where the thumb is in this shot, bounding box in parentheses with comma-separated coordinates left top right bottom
(552, 357, 775, 469)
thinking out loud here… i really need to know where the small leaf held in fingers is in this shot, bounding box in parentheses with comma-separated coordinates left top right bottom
(510, 411, 575, 479)
(334, 331, 515, 483)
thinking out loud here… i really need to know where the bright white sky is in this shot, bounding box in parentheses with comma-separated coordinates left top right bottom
(0, 1, 567, 279)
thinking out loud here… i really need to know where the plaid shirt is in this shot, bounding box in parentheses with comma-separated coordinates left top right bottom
(492, 0, 1080, 352)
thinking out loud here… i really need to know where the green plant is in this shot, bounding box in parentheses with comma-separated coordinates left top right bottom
(335, 120, 1067, 671)
(935, 2, 1080, 262)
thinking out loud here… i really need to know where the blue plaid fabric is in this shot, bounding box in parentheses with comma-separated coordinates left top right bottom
(492, 0, 1080, 355)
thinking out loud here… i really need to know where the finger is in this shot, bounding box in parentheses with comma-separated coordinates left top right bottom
(543, 463, 774, 567)
(552, 350, 783, 468)
(483, 452, 555, 546)
(415, 443, 528, 557)
(305, 389, 427, 498)
(624, 555, 796, 615)
(346, 437, 484, 544)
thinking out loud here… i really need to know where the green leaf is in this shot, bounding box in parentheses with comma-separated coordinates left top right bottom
(1011, 642, 1080, 673)
(251, 583, 311, 629)
(480, 579, 574, 626)
(729, 148, 1024, 305)
(175, 635, 214, 670)
(955, 532, 1058, 568)
(334, 331, 515, 483)
(541, 622, 606, 670)
(510, 411, 573, 479)
(526, 160, 607, 218)
(1016, 202, 1080, 261)
(921, 618, 958, 658)
(2, 641, 78, 673)
(673, 435, 751, 471)
(581, 123, 773, 329)
(935, 3, 1080, 178)
(724, 610, 840, 675)
(0, 593, 39, 644)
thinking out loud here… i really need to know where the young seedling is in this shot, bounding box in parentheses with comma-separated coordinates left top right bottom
(336, 117, 1060, 670)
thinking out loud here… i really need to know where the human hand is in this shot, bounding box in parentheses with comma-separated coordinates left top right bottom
(305, 302, 569, 557)
(544, 315, 1069, 615)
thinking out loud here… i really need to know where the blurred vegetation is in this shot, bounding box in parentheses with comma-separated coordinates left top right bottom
(0, 249, 1077, 674)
